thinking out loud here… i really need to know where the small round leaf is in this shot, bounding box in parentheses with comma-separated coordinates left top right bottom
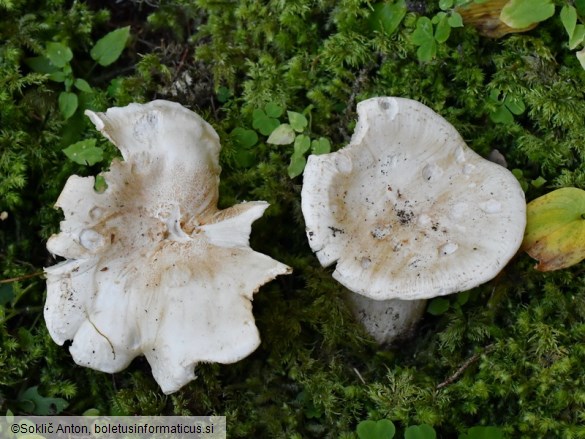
(405, 424, 437, 439)
(427, 297, 450, 315)
(231, 127, 259, 149)
(356, 419, 396, 439)
(265, 102, 284, 118)
(45, 42, 72, 68)
(267, 124, 295, 145)
(287, 111, 308, 132)
(288, 153, 307, 179)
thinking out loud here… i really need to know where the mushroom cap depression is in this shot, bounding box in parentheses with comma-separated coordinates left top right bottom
(44, 100, 291, 394)
(301, 97, 526, 301)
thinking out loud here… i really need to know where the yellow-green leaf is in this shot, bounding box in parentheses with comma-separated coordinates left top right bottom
(523, 187, 585, 271)
(500, 0, 555, 29)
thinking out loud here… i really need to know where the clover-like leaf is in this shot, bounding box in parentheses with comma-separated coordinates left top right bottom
(356, 419, 396, 439)
(293, 134, 311, 154)
(405, 424, 437, 439)
(434, 13, 451, 43)
(523, 187, 585, 271)
(412, 17, 437, 62)
(448, 12, 463, 28)
(265, 102, 284, 118)
(500, 0, 555, 29)
(311, 137, 331, 155)
(252, 109, 280, 135)
(230, 127, 258, 149)
(267, 123, 295, 145)
(288, 152, 307, 179)
(288, 111, 308, 132)
(412, 16, 434, 45)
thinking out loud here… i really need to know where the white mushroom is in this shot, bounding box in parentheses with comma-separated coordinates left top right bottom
(44, 100, 291, 394)
(301, 97, 526, 343)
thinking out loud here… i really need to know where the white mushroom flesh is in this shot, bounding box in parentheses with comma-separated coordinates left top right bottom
(301, 97, 526, 301)
(44, 100, 291, 394)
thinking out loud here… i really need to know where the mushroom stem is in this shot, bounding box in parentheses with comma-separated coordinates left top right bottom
(346, 293, 427, 346)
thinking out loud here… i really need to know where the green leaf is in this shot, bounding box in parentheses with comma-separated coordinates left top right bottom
(25, 56, 58, 73)
(234, 149, 257, 168)
(311, 137, 331, 155)
(252, 109, 280, 136)
(576, 0, 585, 16)
(293, 134, 311, 154)
(439, 0, 454, 9)
(368, 1, 407, 36)
(530, 176, 547, 188)
(49, 71, 66, 82)
(231, 127, 258, 149)
(500, 0, 555, 29)
(265, 102, 284, 118)
(267, 124, 295, 145)
(74, 78, 93, 93)
(455, 290, 470, 306)
(569, 24, 585, 50)
(412, 17, 437, 61)
(405, 424, 437, 439)
(489, 105, 513, 125)
(58, 91, 78, 119)
(503, 95, 525, 115)
(417, 41, 437, 63)
(560, 5, 577, 38)
(287, 111, 308, 132)
(216, 86, 231, 103)
(356, 420, 396, 439)
(448, 12, 464, 28)
(63, 139, 103, 166)
(465, 426, 504, 439)
(83, 408, 100, 416)
(90, 26, 130, 66)
(45, 42, 72, 68)
(427, 298, 450, 315)
(18, 386, 68, 415)
(94, 175, 108, 193)
(434, 13, 452, 43)
(0, 284, 14, 306)
(523, 187, 585, 271)
(412, 17, 434, 45)
(288, 153, 307, 178)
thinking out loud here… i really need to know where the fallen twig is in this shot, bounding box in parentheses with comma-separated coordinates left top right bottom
(436, 344, 496, 390)
(0, 271, 44, 284)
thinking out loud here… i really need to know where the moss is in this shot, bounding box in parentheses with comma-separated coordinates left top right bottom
(1, 0, 585, 436)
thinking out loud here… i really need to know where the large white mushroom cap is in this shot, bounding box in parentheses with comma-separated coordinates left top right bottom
(301, 97, 526, 301)
(44, 100, 291, 394)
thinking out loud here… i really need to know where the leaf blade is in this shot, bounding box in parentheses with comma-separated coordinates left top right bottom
(90, 26, 131, 66)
